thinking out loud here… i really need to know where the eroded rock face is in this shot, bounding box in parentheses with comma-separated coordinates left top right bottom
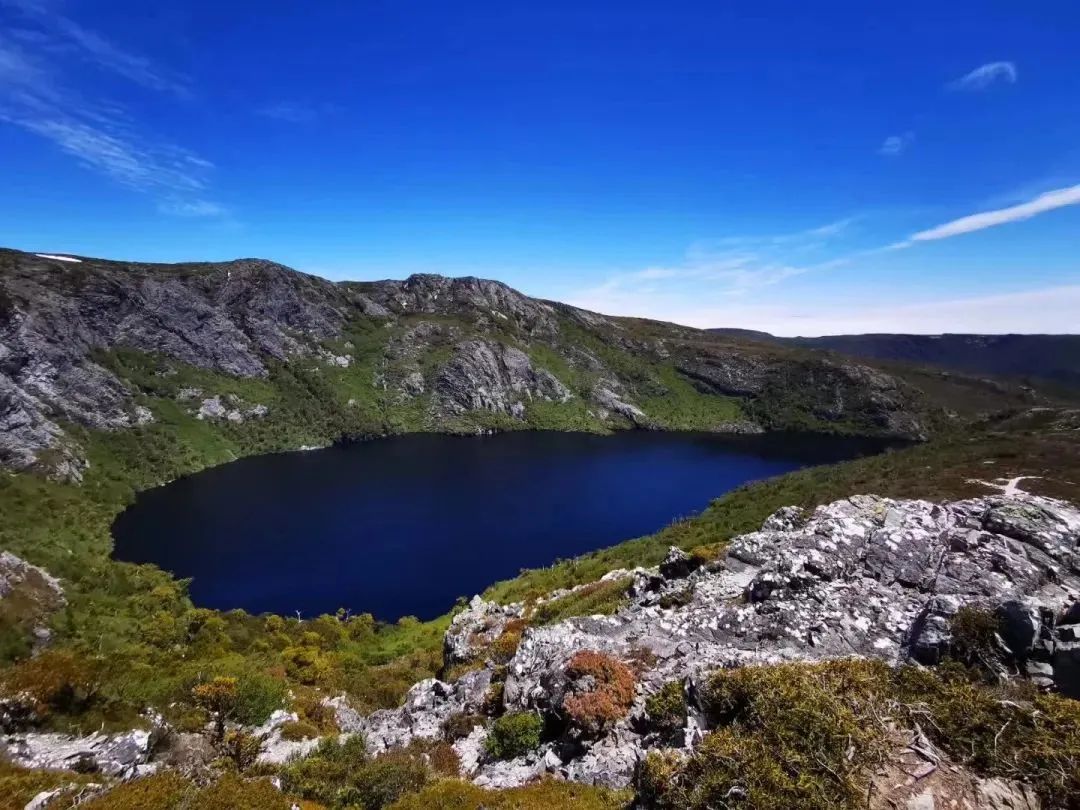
(342, 491, 1080, 791)
(434, 340, 570, 419)
(0, 250, 351, 477)
(365, 274, 560, 339)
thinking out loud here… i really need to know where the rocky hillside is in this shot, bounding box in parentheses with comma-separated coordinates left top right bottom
(0, 247, 1049, 481)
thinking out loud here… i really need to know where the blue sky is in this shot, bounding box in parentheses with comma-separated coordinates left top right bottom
(1, 0, 1077, 334)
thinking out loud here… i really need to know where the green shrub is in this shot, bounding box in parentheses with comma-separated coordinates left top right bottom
(191, 677, 238, 744)
(80, 772, 290, 810)
(280, 720, 320, 741)
(650, 661, 889, 809)
(531, 579, 630, 626)
(280, 735, 433, 809)
(279, 735, 369, 805)
(233, 671, 288, 725)
(639, 659, 1080, 810)
(644, 680, 686, 738)
(484, 711, 543, 760)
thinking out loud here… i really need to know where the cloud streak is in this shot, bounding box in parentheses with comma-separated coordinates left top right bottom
(0, 10, 222, 215)
(909, 184, 1080, 242)
(1, 0, 189, 95)
(948, 61, 1017, 92)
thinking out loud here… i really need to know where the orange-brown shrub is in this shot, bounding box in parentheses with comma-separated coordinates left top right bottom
(562, 650, 635, 735)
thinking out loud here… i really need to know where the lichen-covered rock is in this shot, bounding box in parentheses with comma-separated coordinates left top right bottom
(1, 728, 157, 778)
(434, 340, 571, 419)
(360, 669, 492, 755)
(271, 491, 1079, 794)
(253, 709, 320, 765)
(444, 596, 525, 666)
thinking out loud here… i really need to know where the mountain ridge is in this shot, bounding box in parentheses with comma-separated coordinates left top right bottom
(5, 245, 1053, 483)
(710, 327, 1080, 388)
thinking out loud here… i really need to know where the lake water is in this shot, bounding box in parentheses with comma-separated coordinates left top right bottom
(112, 431, 893, 620)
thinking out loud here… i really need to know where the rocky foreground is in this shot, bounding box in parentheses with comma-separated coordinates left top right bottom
(5, 488, 1078, 807)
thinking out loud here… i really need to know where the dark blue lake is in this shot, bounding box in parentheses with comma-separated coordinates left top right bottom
(112, 431, 893, 620)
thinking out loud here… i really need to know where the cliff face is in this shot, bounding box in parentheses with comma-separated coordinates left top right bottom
(0, 248, 1046, 479)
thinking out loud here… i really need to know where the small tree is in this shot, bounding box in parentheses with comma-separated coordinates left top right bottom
(192, 676, 239, 744)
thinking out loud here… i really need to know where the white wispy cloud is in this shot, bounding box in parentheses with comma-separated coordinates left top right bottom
(948, 61, 1018, 92)
(157, 199, 229, 218)
(0, 12, 223, 215)
(1, 0, 189, 95)
(909, 184, 1080, 242)
(878, 132, 914, 157)
(568, 218, 855, 323)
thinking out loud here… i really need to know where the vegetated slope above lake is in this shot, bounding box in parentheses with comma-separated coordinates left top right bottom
(0, 246, 1056, 486)
(711, 327, 1080, 388)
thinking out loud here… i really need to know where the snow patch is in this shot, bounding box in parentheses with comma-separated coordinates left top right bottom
(34, 254, 82, 263)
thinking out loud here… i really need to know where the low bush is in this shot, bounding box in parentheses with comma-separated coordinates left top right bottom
(344, 748, 431, 809)
(441, 710, 484, 741)
(190, 677, 238, 744)
(530, 580, 630, 626)
(280, 719, 321, 741)
(484, 711, 543, 760)
(2, 649, 98, 719)
(387, 777, 632, 809)
(280, 735, 434, 809)
(489, 618, 527, 663)
(563, 651, 635, 735)
(219, 729, 264, 771)
(640, 659, 1080, 810)
(644, 680, 686, 738)
(80, 771, 289, 810)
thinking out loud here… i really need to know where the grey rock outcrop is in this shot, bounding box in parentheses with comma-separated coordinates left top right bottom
(0, 250, 350, 476)
(363, 274, 560, 339)
(361, 669, 492, 755)
(2, 728, 158, 778)
(339, 491, 1079, 792)
(434, 340, 570, 419)
(253, 709, 320, 765)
